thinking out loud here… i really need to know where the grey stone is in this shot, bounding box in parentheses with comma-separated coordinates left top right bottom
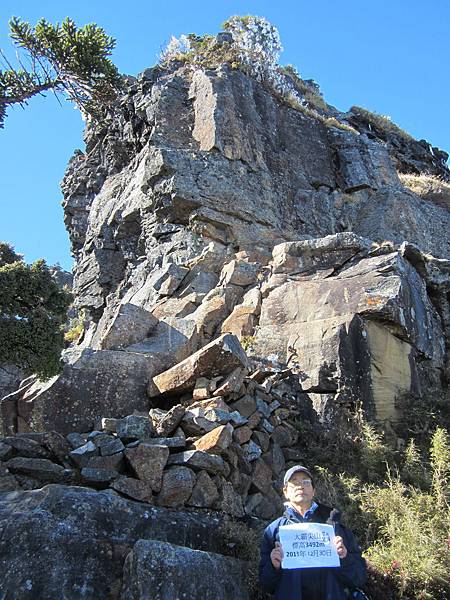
(261, 419, 275, 434)
(204, 408, 231, 424)
(116, 415, 153, 440)
(271, 424, 298, 447)
(213, 476, 245, 518)
(245, 492, 264, 515)
(263, 441, 285, 476)
(219, 260, 259, 287)
(66, 432, 88, 449)
(229, 411, 248, 426)
(87, 453, 124, 471)
(150, 334, 248, 397)
(120, 539, 249, 599)
(0, 442, 14, 461)
(110, 476, 153, 503)
(213, 367, 246, 396)
(188, 470, 219, 508)
(99, 437, 125, 456)
(0, 485, 239, 599)
(232, 426, 253, 445)
(124, 444, 169, 491)
(5, 457, 73, 484)
(69, 440, 98, 467)
(255, 398, 271, 418)
(251, 430, 270, 453)
(152, 263, 189, 296)
(81, 467, 119, 487)
(100, 417, 119, 432)
(241, 440, 262, 463)
(155, 466, 196, 507)
(98, 303, 158, 350)
(228, 395, 257, 418)
(252, 458, 273, 494)
(155, 404, 185, 437)
(87, 430, 108, 441)
(12, 349, 154, 434)
(181, 411, 217, 436)
(141, 436, 186, 448)
(167, 450, 230, 477)
(1, 437, 50, 459)
(38, 432, 73, 467)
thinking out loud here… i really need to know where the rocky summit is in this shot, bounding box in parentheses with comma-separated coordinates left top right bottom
(1, 28, 450, 600)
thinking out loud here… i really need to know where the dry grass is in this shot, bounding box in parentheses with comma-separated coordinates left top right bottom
(350, 106, 415, 142)
(399, 172, 450, 211)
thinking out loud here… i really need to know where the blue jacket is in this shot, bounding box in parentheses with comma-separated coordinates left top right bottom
(259, 503, 367, 600)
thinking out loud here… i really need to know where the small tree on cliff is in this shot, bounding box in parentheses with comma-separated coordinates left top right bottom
(0, 242, 72, 379)
(0, 16, 123, 127)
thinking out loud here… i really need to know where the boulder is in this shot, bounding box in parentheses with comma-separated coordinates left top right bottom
(98, 303, 159, 350)
(167, 450, 230, 477)
(0, 485, 235, 599)
(124, 444, 169, 491)
(150, 334, 248, 397)
(120, 539, 249, 599)
(155, 466, 196, 507)
(154, 404, 185, 437)
(69, 441, 98, 467)
(116, 416, 153, 440)
(254, 242, 445, 421)
(219, 260, 259, 287)
(193, 425, 233, 454)
(188, 470, 219, 508)
(5, 457, 72, 484)
(7, 350, 154, 435)
(111, 476, 153, 503)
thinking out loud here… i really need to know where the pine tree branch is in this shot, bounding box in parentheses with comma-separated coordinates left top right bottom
(0, 79, 61, 106)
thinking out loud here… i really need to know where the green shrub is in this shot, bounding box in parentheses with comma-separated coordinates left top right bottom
(0, 245, 72, 379)
(359, 428, 450, 599)
(64, 311, 85, 344)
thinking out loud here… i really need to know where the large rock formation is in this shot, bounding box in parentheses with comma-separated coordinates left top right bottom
(0, 485, 248, 599)
(2, 61, 449, 435)
(1, 34, 450, 600)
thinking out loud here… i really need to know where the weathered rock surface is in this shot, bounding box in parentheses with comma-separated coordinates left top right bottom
(253, 234, 446, 421)
(121, 539, 249, 600)
(0, 485, 240, 599)
(2, 350, 154, 434)
(5, 59, 446, 434)
(150, 333, 248, 397)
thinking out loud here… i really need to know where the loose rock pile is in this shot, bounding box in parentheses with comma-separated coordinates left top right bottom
(0, 358, 314, 519)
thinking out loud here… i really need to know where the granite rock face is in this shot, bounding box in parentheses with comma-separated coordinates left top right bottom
(254, 235, 446, 421)
(2, 61, 449, 435)
(121, 539, 249, 600)
(1, 55, 450, 600)
(0, 485, 243, 600)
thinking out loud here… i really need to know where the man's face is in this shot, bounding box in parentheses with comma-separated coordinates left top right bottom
(283, 471, 315, 507)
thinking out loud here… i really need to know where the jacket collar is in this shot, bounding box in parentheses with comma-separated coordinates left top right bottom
(283, 501, 319, 522)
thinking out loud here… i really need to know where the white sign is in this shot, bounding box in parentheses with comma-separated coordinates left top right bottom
(278, 523, 340, 569)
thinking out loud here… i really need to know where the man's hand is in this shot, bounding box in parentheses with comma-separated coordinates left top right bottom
(270, 541, 283, 569)
(334, 536, 348, 559)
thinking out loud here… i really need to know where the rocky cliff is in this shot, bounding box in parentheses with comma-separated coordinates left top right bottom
(2, 60, 448, 435)
(1, 42, 450, 599)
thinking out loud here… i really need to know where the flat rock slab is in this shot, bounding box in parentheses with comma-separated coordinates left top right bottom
(12, 349, 154, 434)
(150, 333, 247, 397)
(0, 485, 232, 600)
(120, 539, 249, 600)
(5, 457, 72, 484)
(167, 450, 229, 477)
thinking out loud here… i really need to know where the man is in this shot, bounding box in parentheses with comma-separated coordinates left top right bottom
(259, 466, 367, 599)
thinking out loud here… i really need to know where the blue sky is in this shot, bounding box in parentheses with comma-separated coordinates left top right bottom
(1, 0, 449, 271)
